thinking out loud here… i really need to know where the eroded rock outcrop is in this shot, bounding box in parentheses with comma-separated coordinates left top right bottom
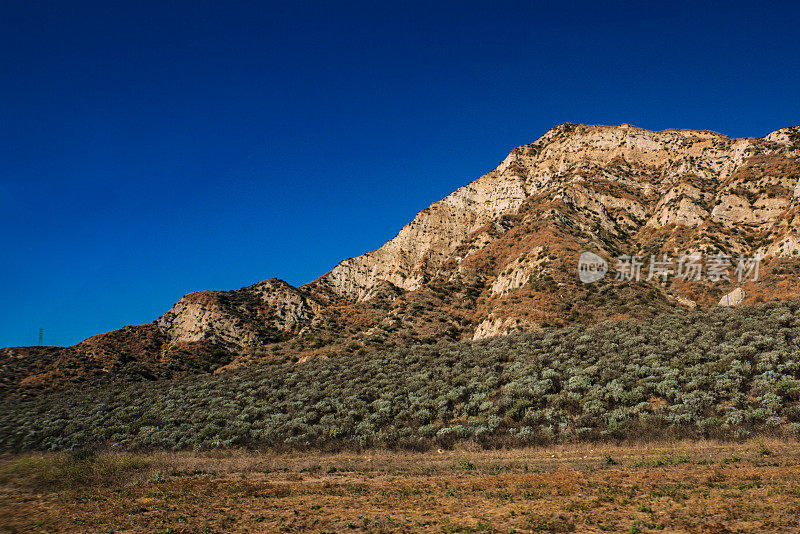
(137, 123, 800, 346)
(311, 123, 799, 304)
(157, 279, 321, 348)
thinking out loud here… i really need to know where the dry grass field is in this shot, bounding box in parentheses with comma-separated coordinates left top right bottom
(1, 439, 799, 533)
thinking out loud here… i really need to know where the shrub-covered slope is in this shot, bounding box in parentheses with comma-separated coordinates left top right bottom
(3, 300, 800, 452)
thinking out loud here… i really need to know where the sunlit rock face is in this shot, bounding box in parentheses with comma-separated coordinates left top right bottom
(312, 123, 799, 301)
(162, 123, 800, 346)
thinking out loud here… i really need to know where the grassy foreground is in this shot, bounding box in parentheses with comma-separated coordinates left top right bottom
(1, 440, 799, 533)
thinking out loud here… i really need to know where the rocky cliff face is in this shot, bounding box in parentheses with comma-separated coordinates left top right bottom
(149, 122, 800, 349)
(4, 123, 800, 393)
(310, 124, 800, 303)
(157, 279, 322, 347)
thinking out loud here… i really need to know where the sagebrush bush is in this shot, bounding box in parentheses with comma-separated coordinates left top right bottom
(2, 300, 800, 451)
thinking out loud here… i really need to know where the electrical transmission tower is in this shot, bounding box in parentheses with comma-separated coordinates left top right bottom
(38, 328, 43, 347)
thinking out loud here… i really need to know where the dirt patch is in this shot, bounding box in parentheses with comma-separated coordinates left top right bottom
(1, 440, 799, 533)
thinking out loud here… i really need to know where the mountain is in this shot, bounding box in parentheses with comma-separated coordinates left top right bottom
(3, 123, 799, 394)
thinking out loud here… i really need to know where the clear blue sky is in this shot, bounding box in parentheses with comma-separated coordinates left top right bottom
(1, 1, 798, 347)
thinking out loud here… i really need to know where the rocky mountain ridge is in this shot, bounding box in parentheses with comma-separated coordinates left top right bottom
(3, 123, 799, 394)
(315, 123, 799, 300)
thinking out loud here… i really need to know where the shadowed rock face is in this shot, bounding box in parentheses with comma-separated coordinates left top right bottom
(4, 123, 800, 393)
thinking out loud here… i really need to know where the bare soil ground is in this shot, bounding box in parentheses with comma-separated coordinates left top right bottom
(1, 439, 799, 533)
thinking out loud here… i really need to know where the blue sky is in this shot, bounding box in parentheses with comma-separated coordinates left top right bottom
(1, 1, 799, 347)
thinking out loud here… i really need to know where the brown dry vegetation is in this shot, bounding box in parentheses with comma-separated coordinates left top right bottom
(2, 439, 799, 533)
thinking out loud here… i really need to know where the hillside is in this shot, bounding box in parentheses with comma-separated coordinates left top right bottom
(3, 300, 800, 451)
(2, 123, 799, 394)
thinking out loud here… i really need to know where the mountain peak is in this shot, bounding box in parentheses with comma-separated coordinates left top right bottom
(4, 123, 799, 394)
